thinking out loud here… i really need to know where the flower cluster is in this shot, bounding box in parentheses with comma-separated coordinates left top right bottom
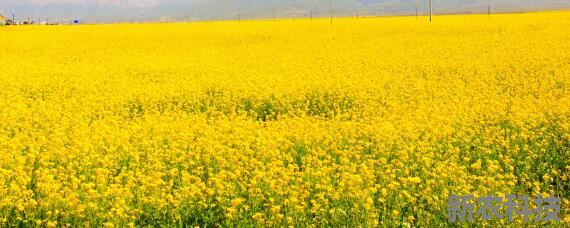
(0, 11, 569, 226)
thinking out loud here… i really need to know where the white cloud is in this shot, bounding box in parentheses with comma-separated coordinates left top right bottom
(2, 0, 167, 8)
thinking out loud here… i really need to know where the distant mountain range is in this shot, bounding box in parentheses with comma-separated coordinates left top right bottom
(1, 0, 569, 23)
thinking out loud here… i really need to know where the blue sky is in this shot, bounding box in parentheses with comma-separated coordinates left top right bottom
(1, 1, 569, 22)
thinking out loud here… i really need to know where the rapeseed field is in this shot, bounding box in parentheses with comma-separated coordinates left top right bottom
(0, 11, 569, 226)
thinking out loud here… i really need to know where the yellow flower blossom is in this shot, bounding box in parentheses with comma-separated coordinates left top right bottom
(0, 10, 568, 227)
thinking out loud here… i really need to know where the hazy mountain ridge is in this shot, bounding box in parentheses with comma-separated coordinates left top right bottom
(1, 0, 569, 22)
